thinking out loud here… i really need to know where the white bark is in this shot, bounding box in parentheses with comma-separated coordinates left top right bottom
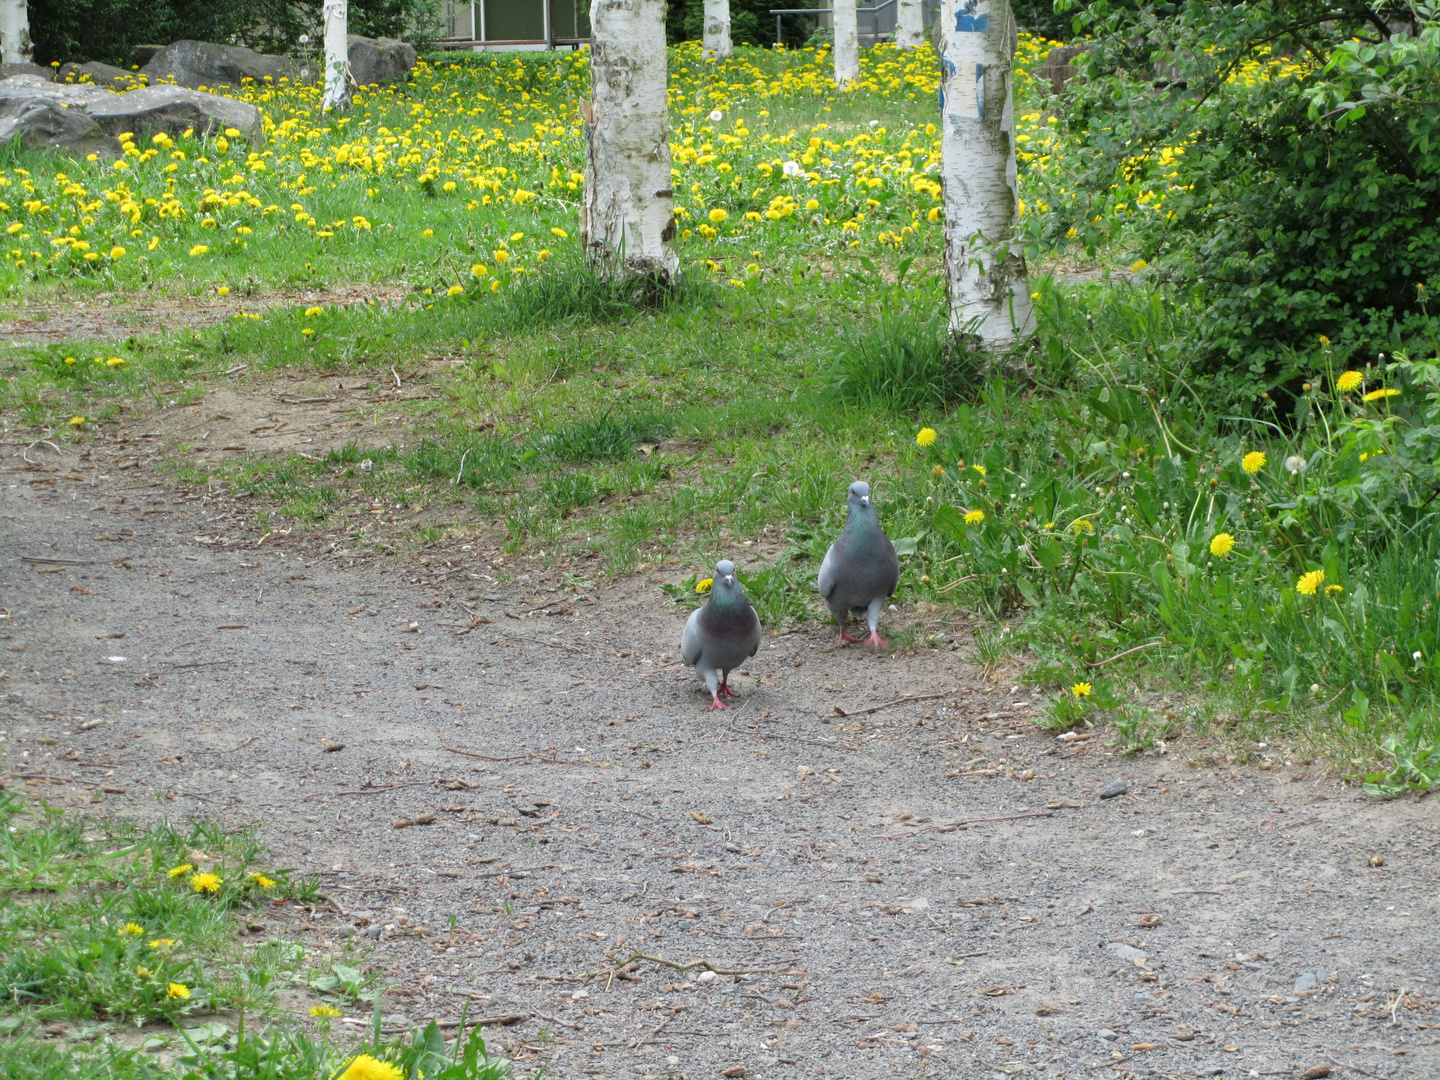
(583, 0, 678, 283)
(702, 0, 732, 60)
(938, 0, 1034, 347)
(322, 0, 352, 112)
(833, 0, 859, 87)
(896, 0, 926, 48)
(0, 0, 33, 66)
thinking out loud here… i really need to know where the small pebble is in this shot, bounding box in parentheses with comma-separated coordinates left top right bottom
(697, 970, 718, 984)
(1293, 971, 1320, 993)
(1097, 1029, 1118, 1042)
(1098, 778, 1129, 799)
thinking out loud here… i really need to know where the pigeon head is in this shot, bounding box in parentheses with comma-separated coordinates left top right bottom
(714, 559, 738, 589)
(847, 481, 872, 512)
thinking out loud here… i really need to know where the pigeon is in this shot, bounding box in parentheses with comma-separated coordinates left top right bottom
(817, 480, 900, 647)
(681, 559, 762, 711)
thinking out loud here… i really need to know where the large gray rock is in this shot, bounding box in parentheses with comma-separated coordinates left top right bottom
(0, 75, 264, 157)
(57, 61, 144, 91)
(347, 35, 416, 87)
(0, 62, 52, 82)
(142, 39, 315, 90)
(1034, 44, 1087, 95)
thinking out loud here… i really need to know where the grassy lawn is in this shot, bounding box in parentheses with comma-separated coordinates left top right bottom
(0, 793, 509, 1079)
(2, 39, 1437, 796)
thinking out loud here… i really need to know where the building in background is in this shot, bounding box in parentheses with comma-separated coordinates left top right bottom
(441, 0, 590, 50)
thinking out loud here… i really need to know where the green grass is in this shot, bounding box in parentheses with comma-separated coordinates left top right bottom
(0, 795, 511, 1079)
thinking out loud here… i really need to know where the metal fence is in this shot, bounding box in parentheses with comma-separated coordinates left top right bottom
(768, 1, 941, 46)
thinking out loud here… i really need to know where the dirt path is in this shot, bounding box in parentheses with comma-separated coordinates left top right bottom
(3, 442, 1437, 1080)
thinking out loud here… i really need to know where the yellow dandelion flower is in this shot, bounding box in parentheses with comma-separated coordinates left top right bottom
(310, 1004, 343, 1018)
(1209, 532, 1235, 558)
(1071, 519, 1094, 535)
(1241, 451, 1266, 475)
(106, 357, 125, 367)
(1362, 388, 1400, 402)
(421, 229, 433, 238)
(304, 306, 323, 316)
(915, 427, 937, 447)
(109, 245, 125, 259)
(963, 508, 985, 525)
(189, 872, 222, 894)
(446, 284, 464, 297)
(971, 464, 986, 477)
(135, 966, 151, 978)
(708, 208, 728, 224)
(248, 872, 276, 889)
(216, 286, 230, 296)
(148, 939, 176, 951)
(926, 206, 940, 222)
(68, 416, 85, 425)
(470, 263, 488, 277)
(1336, 370, 1362, 392)
(302, 327, 314, 337)
(188, 244, 209, 256)
(1318, 335, 1331, 346)
(167, 864, 193, 878)
(551, 226, 568, 238)
(335, 1054, 404, 1080)
(1130, 259, 1147, 272)
(1296, 569, 1325, 596)
(1070, 682, 1092, 698)
(695, 577, 713, 594)
(493, 249, 509, 264)
(118, 922, 145, 937)
(167, 983, 190, 1000)
(64, 357, 76, 365)
(931, 465, 943, 478)
(1325, 584, 1344, 595)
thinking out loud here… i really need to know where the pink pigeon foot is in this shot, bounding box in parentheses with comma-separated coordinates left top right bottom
(719, 680, 740, 698)
(865, 630, 887, 648)
(708, 694, 732, 711)
(838, 628, 865, 645)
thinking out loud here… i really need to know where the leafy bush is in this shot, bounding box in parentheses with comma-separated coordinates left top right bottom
(28, 0, 441, 67)
(1033, 1, 1440, 400)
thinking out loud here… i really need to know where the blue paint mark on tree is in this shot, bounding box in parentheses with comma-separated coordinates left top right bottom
(955, 2, 988, 32)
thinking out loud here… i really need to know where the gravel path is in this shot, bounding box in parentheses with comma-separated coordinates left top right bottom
(3, 443, 1437, 1080)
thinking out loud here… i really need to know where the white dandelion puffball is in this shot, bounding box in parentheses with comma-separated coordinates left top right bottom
(1284, 455, 1307, 474)
(782, 160, 802, 177)
(709, 109, 724, 122)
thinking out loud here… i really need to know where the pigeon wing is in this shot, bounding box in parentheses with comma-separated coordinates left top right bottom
(681, 605, 705, 667)
(816, 542, 840, 600)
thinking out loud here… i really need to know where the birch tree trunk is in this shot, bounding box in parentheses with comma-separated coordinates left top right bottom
(833, 0, 859, 87)
(702, 0, 732, 60)
(896, 0, 926, 48)
(0, 0, 33, 66)
(583, 0, 679, 284)
(322, 0, 352, 112)
(938, 0, 1034, 347)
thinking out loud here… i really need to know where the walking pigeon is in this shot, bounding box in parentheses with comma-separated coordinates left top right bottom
(681, 560, 762, 711)
(817, 480, 900, 647)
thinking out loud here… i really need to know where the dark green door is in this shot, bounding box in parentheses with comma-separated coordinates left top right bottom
(482, 0, 545, 40)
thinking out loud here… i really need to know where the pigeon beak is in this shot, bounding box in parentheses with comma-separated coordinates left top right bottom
(724, 574, 735, 586)
(861, 496, 870, 507)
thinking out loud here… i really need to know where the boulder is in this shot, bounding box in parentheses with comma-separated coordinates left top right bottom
(141, 39, 314, 90)
(347, 35, 416, 87)
(131, 45, 166, 70)
(0, 75, 264, 157)
(1034, 44, 1087, 95)
(0, 62, 52, 82)
(56, 61, 144, 90)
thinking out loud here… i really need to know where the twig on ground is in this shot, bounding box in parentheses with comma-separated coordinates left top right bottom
(1085, 641, 1164, 668)
(442, 744, 585, 765)
(1325, 1055, 1383, 1078)
(831, 691, 951, 718)
(873, 811, 1055, 839)
(582, 951, 785, 989)
(333, 780, 433, 796)
(531, 1008, 583, 1031)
